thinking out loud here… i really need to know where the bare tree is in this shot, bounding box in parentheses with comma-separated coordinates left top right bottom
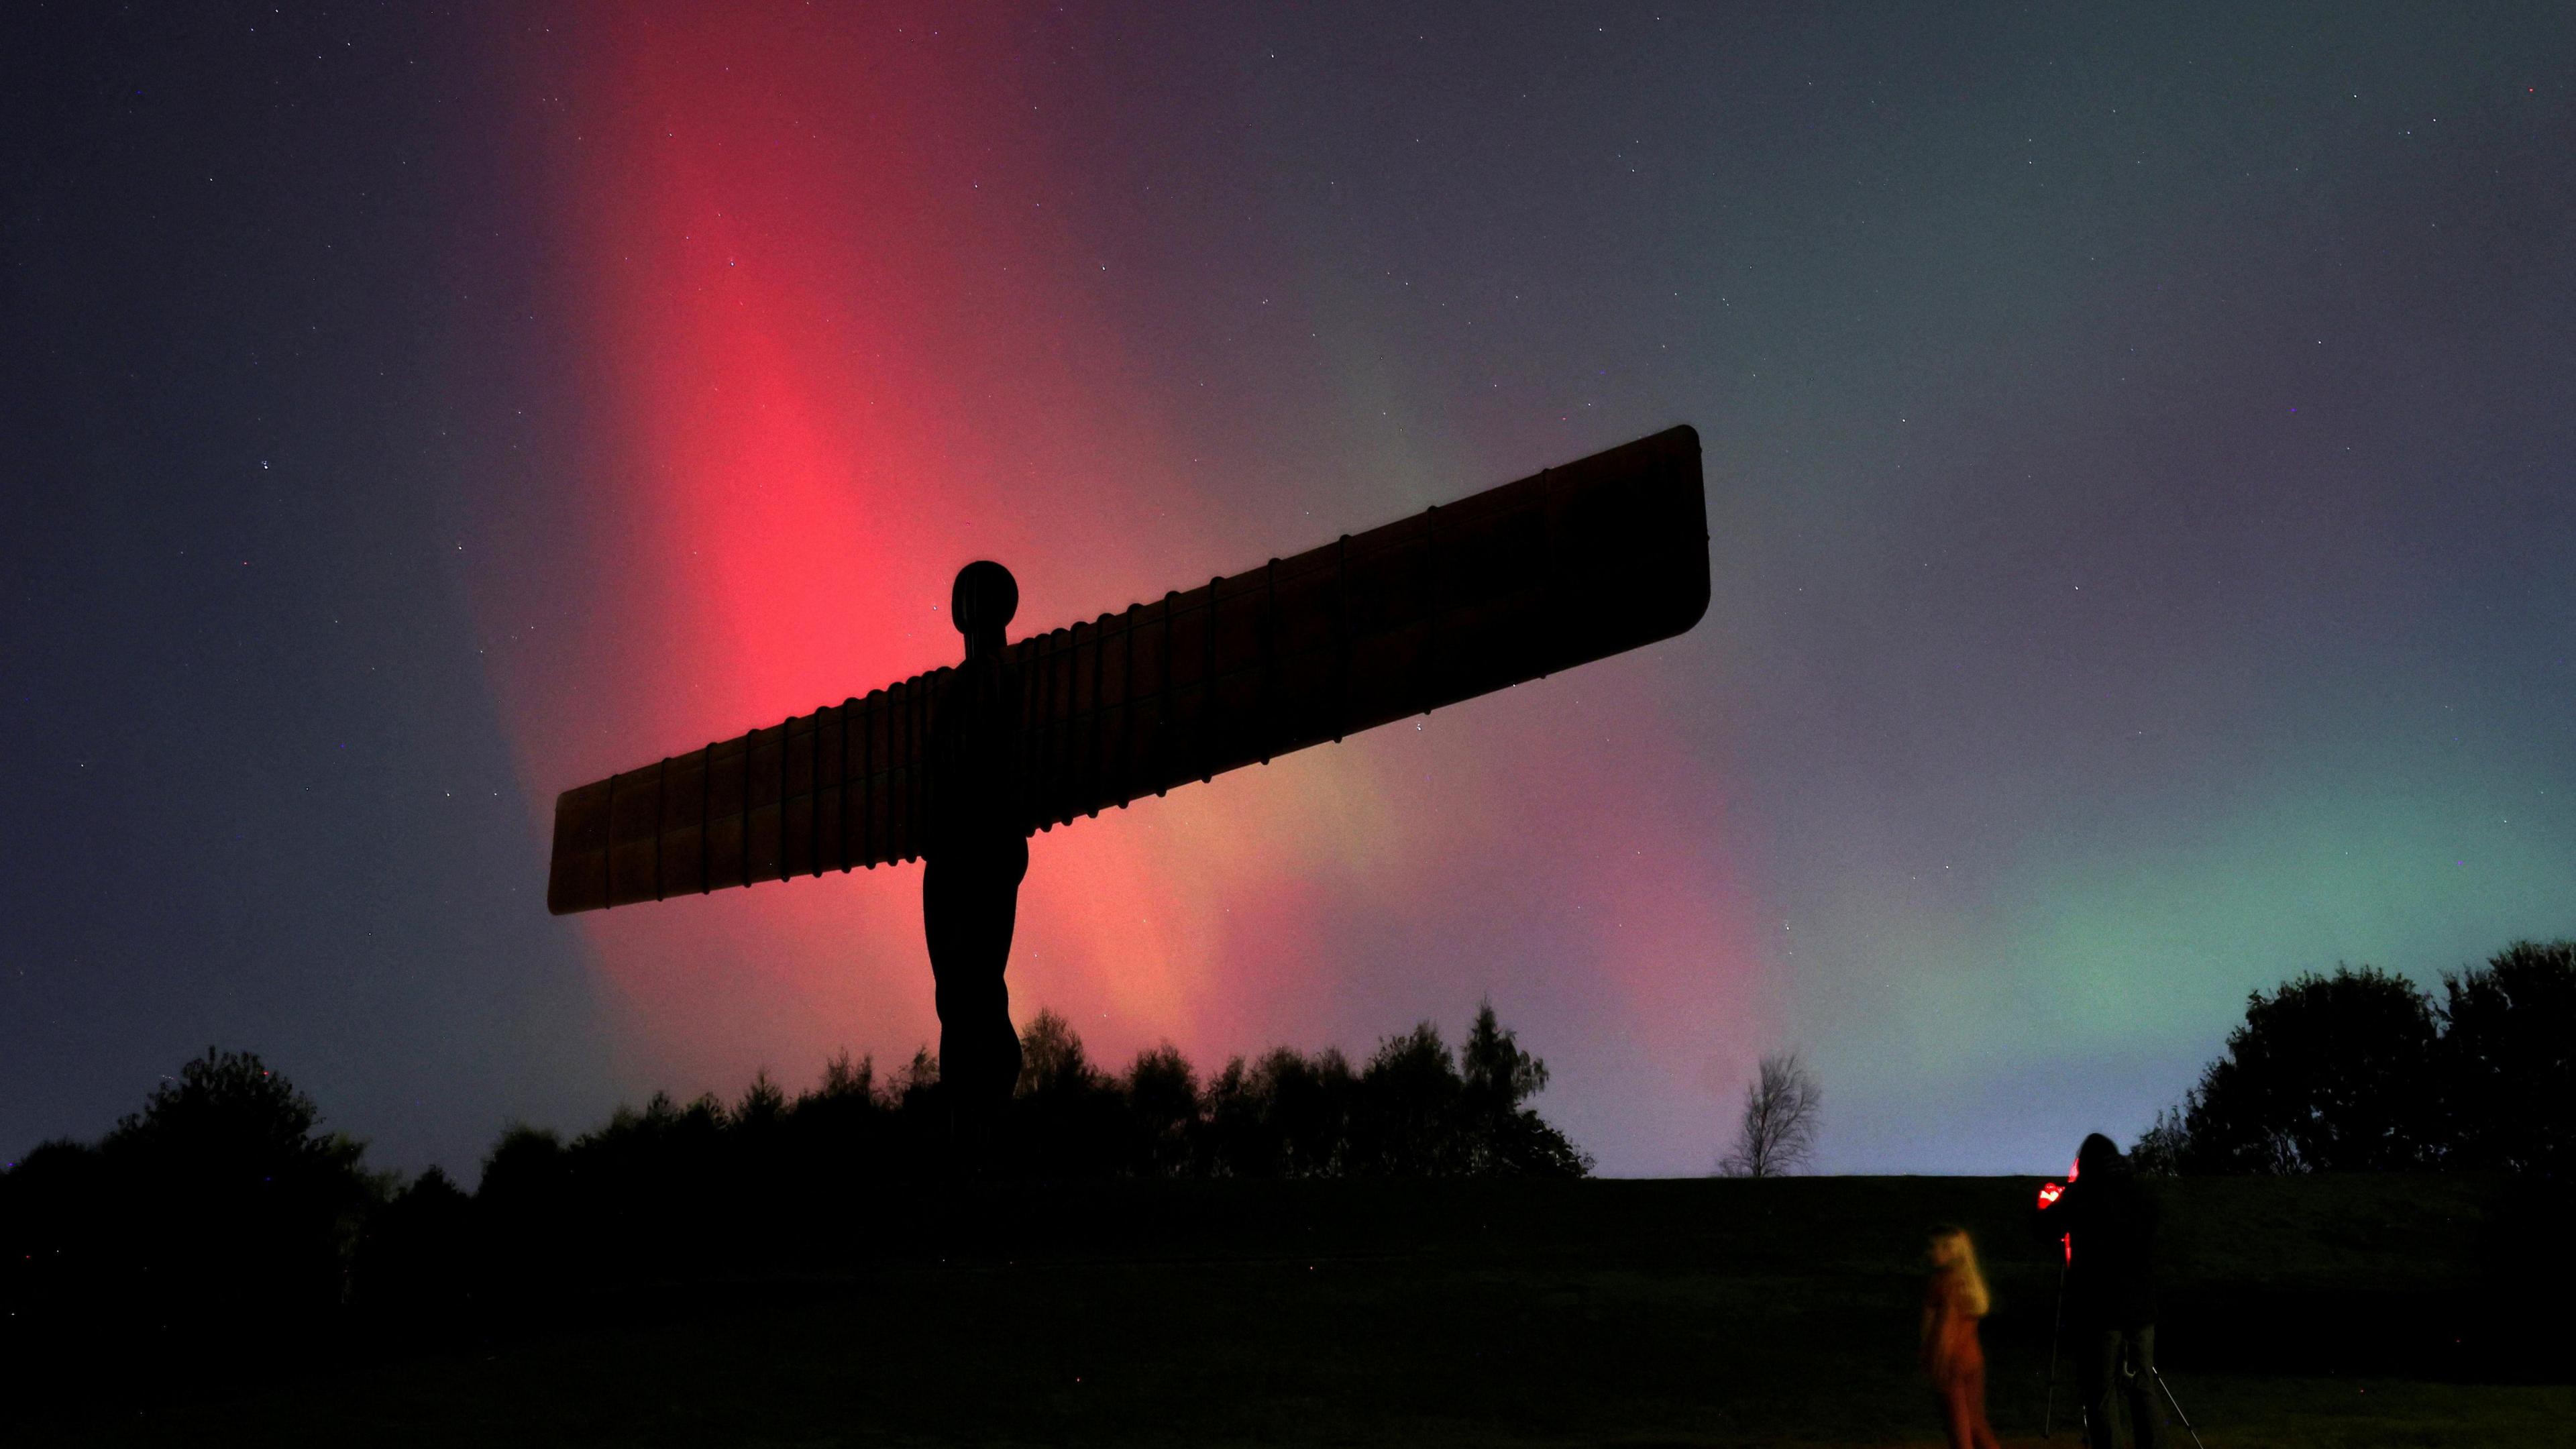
(1717, 1053, 1822, 1177)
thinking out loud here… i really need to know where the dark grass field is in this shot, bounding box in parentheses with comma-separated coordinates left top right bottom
(44, 1175, 2576, 1446)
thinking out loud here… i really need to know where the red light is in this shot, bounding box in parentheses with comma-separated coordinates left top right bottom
(2061, 1232, 2072, 1265)
(2037, 1181, 2063, 1210)
(2066, 1156, 2082, 1182)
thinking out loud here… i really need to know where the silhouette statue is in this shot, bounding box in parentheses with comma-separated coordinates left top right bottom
(924, 561, 1028, 1122)
(543, 429, 1713, 1148)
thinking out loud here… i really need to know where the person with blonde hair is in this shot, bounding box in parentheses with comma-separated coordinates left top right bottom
(1923, 1225, 2002, 1449)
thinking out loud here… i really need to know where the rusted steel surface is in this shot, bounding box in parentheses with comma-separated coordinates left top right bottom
(1005, 423, 1708, 830)
(547, 424, 1707, 915)
(545, 676, 936, 916)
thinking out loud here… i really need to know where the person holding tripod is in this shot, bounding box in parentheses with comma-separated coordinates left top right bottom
(2035, 1133, 2163, 1448)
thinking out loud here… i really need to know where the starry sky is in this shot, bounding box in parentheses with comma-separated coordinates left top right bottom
(7, 4, 2573, 1179)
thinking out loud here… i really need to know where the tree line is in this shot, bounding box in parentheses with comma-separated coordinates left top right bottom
(2132, 939, 2574, 1177)
(0, 1002, 1585, 1401)
(474, 999, 1589, 1193)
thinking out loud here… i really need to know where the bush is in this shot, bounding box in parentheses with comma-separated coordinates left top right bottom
(0, 1049, 382, 1400)
(2138, 944, 2576, 1177)
(2171, 967, 2441, 1173)
(2440, 941, 2576, 1177)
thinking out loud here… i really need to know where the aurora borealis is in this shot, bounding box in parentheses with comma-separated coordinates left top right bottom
(7, 5, 2573, 1176)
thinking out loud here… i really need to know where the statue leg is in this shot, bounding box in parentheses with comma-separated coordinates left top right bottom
(921, 837, 1029, 1116)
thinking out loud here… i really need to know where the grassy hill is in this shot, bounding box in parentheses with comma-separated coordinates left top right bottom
(48, 1173, 2576, 1446)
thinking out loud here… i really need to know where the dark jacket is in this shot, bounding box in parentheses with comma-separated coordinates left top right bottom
(2037, 1161, 2159, 1329)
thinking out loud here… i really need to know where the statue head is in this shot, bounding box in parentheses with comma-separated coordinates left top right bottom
(951, 560, 1018, 656)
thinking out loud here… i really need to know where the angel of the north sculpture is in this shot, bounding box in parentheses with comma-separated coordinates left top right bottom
(549, 424, 1710, 1115)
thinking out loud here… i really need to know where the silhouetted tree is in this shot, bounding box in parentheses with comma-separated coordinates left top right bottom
(472, 1122, 576, 1291)
(1210, 1046, 1283, 1175)
(1186, 1010, 1587, 1179)
(480, 1122, 568, 1200)
(1460, 1002, 1548, 1109)
(895, 1046, 942, 1114)
(0, 1050, 386, 1406)
(788, 1049, 894, 1173)
(2129, 1106, 2189, 1177)
(105, 1048, 376, 1319)
(1277, 1045, 1360, 1176)
(1124, 1043, 1201, 1177)
(1197, 1045, 1360, 1178)
(1017, 1010, 1099, 1095)
(1457, 1001, 1591, 1177)
(1718, 1053, 1821, 1177)
(1352, 1024, 1464, 1175)
(1012, 1010, 1123, 1175)
(354, 1166, 475, 1328)
(0, 1138, 115, 1350)
(2174, 966, 2441, 1173)
(7, 1002, 1599, 1405)
(2439, 940, 2576, 1177)
(804, 1049, 876, 1109)
(736, 1069, 788, 1129)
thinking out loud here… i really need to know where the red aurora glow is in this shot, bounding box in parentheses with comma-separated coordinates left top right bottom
(472, 6, 1771, 1166)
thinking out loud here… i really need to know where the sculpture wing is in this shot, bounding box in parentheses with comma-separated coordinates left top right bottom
(1008, 424, 1708, 832)
(546, 424, 1708, 915)
(545, 674, 943, 914)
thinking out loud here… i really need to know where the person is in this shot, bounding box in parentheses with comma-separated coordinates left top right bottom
(922, 560, 1030, 1138)
(1923, 1226, 2002, 1449)
(2037, 1132, 2163, 1448)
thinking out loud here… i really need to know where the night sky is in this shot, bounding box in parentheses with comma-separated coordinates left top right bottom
(7, 5, 2573, 1178)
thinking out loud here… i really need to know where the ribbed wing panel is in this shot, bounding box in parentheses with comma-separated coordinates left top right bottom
(546, 672, 942, 914)
(1008, 424, 1707, 830)
(547, 424, 1707, 914)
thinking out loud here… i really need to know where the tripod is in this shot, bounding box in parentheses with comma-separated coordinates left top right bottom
(2046, 1316, 2210, 1449)
(2043, 1244, 2204, 1449)
(2144, 1364, 2207, 1449)
(2043, 1253, 2068, 1438)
